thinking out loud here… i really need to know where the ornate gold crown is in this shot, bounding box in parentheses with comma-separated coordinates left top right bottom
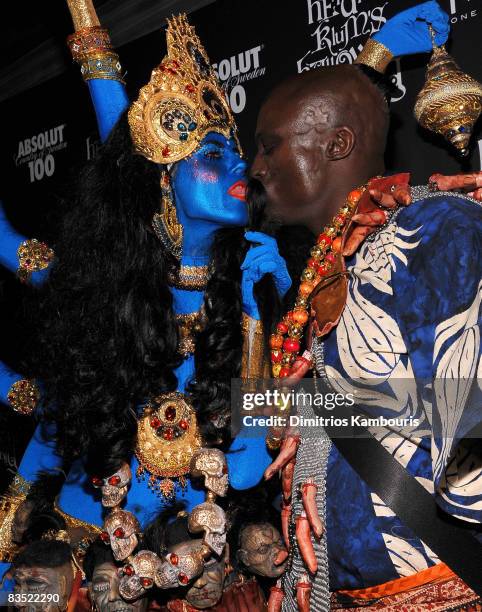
(128, 14, 239, 164)
(415, 45, 482, 156)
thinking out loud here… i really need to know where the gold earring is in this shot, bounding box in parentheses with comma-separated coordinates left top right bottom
(152, 171, 183, 259)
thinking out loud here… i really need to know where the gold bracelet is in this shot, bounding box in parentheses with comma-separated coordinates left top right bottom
(7, 379, 40, 415)
(17, 238, 54, 283)
(355, 38, 393, 74)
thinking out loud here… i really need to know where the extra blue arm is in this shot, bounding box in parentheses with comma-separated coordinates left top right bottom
(86, 79, 129, 143)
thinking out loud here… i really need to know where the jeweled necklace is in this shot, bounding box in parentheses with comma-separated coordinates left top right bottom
(269, 186, 366, 378)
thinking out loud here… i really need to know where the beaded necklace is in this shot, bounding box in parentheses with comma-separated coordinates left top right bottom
(269, 186, 366, 378)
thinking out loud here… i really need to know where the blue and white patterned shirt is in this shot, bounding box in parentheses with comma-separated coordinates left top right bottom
(321, 191, 482, 590)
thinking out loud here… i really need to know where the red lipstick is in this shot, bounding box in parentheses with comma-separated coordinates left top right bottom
(227, 180, 247, 201)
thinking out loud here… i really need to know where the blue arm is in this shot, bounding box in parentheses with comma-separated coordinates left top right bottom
(227, 428, 271, 490)
(86, 79, 129, 143)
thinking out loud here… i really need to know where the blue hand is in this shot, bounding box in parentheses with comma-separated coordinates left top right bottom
(241, 231, 292, 320)
(374, 1, 449, 56)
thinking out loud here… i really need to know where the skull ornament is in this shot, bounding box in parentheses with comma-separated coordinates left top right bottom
(188, 502, 226, 556)
(91, 462, 132, 507)
(119, 550, 162, 601)
(155, 546, 205, 589)
(190, 448, 228, 497)
(102, 509, 141, 561)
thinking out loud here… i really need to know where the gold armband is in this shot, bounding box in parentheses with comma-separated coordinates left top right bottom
(355, 38, 393, 74)
(17, 239, 54, 283)
(7, 379, 40, 415)
(0, 474, 32, 563)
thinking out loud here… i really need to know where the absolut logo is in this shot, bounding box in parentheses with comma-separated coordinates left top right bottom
(15, 124, 67, 183)
(298, 0, 388, 72)
(213, 45, 266, 113)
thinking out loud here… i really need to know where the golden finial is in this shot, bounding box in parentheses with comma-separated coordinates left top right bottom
(414, 27, 482, 157)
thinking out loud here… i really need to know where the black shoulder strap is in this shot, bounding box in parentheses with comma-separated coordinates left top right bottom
(324, 424, 482, 596)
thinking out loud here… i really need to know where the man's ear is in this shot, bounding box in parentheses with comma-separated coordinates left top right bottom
(325, 126, 355, 160)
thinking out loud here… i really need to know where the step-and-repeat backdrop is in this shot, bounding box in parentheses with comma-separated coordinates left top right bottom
(1, 0, 481, 487)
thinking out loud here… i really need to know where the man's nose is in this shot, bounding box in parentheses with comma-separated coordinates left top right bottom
(250, 153, 266, 180)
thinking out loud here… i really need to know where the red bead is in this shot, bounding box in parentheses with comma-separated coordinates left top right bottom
(317, 263, 329, 276)
(150, 417, 161, 429)
(325, 252, 336, 264)
(165, 406, 176, 421)
(185, 84, 195, 93)
(163, 428, 174, 441)
(141, 577, 153, 588)
(100, 531, 110, 543)
(317, 233, 332, 246)
(179, 419, 189, 431)
(335, 214, 346, 225)
(279, 367, 291, 378)
(124, 564, 134, 576)
(113, 527, 125, 538)
(91, 476, 103, 487)
(108, 475, 121, 486)
(179, 572, 189, 585)
(276, 322, 288, 334)
(270, 334, 284, 349)
(271, 350, 283, 363)
(283, 338, 300, 353)
(307, 258, 318, 268)
(170, 553, 179, 566)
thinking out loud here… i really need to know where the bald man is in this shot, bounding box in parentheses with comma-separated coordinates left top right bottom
(253, 65, 482, 610)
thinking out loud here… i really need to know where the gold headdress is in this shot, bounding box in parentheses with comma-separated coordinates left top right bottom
(128, 14, 239, 164)
(415, 35, 482, 156)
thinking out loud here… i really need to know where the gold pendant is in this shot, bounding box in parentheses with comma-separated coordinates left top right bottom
(135, 392, 202, 499)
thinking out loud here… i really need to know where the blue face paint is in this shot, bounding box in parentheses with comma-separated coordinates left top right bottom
(171, 132, 248, 260)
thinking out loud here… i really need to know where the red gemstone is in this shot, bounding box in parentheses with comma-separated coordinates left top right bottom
(279, 367, 291, 378)
(162, 146, 170, 157)
(277, 322, 288, 334)
(124, 564, 134, 576)
(170, 553, 179, 566)
(185, 84, 195, 93)
(317, 263, 329, 276)
(283, 338, 300, 353)
(317, 233, 332, 246)
(307, 258, 318, 268)
(165, 406, 176, 421)
(150, 417, 161, 429)
(179, 419, 189, 431)
(271, 350, 283, 364)
(325, 252, 336, 264)
(113, 527, 125, 538)
(179, 572, 189, 585)
(141, 577, 153, 588)
(100, 531, 110, 543)
(91, 476, 103, 487)
(163, 428, 174, 441)
(108, 475, 121, 486)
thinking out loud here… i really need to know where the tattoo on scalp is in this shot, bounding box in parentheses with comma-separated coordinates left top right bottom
(296, 104, 330, 135)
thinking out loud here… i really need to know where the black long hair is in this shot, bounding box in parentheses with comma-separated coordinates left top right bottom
(32, 113, 249, 476)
